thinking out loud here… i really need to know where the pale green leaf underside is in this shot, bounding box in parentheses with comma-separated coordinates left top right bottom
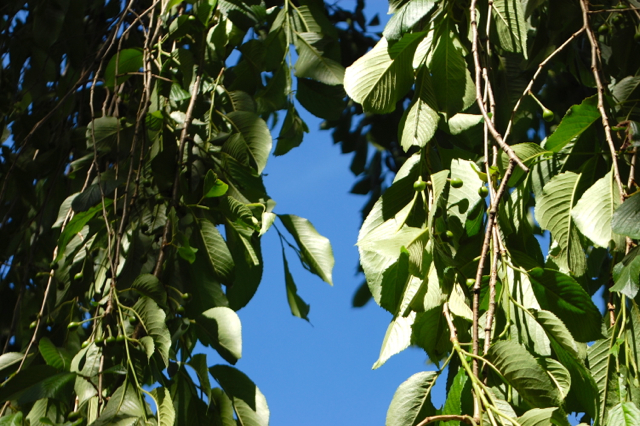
(544, 96, 599, 153)
(492, 0, 528, 58)
(535, 172, 586, 276)
(386, 371, 438, 426)
(278, 214, 334, 285)
(345, 33, 424, 114)
(572, 170, 623, 248)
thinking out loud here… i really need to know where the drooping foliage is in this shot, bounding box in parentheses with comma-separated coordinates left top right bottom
(342, 0, 640, 425)
(3, 0, 640, 424)
(0, 0, 351, 423)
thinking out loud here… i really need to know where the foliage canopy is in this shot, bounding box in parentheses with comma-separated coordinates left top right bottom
(1, 0, 640, 425)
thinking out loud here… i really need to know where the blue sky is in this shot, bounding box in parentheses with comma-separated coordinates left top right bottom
(200, 2, 449, 424)
(193, 2, 581, 421)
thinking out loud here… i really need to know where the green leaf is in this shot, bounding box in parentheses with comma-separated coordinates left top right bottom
(152, 386, 175, 426)
(373, 312, 416, 369)
(383, 0, 437, 41)
(534, 172, 587, 277)
(611, 246, 640, 298)
(572, 170, 624, 249)
(38, 337, 71, 371)
(203, 170, 229, 198)
(492, 0, 528, 58)
(294, 33, 345, 85)
(86, 116, 120, 149)
(544, 96, 599, 152)
(498, 143, 550, 187)
(607, 402, 640, 425)
(530, 269, 602, 342)
(91, 383, 145, 426)
(486, 340, 562, 408)
(274, 108, 309, 156)
(518, 408, 559, 426)
(187, 354, 212, 404)
(588, 334, 614, 423)
(210, 365, 269, 426)
(226, 221, 263, 310)
(17, 372, 76, 404)
(227, 111, 272, 174)
(358, 155, 422, 305)
(131, 273, 167, 307)
(70, 343, 102, 406)
(282, 248, 310, 321)
(441, 368, 470, 423)
(428, 21, 475, 117)
(386, 371, 438, 426)
(0, 365, 58, 403)
(412, 306, 451, 364)
(541, 358, 571, 400)
(211, 387, 236, 426)
(398, 67, 440, 151)
(504, 265, 550, 356)
(441, 113, 484, 135)
(344, 32, 425, 114)
(55, 201, 108, 263)
(194, 217, 235, 285)
(0, 352, 24, 378)
(612, 191, 640, 239)
(25, 398, 60, 426)
(278, 214, 334, 285)
(612, 76, 640, 106)
(447, 159, 484, 231)
(296, 78, 346, 120)
(104, 48, 143, 88)
(198, 307, 242, 364)
(134, 296, 171, 366)
(532, 310, 578, 356)
(0, 412, 23, 426)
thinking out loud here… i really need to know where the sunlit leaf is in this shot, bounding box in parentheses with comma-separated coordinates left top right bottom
(134, 296, 171, 366)
(611, 191, 640, 239)
(487, 340, 562, 408)
(344, 32, 425, 114)
(492, 0, 528, 58)
(572, 170, 624, 249)
(544, 96, 599, 152)
(278, 214, 334, 285)
(198, 307, 242, 364)
(386, 371, 438, 426)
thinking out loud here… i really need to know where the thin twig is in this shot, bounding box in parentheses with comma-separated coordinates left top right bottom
(483, 229, 500, 356)
(580, 0, 625, 200)
(416, 414, 477, 426)
(503, 27, 586, 143)
(469, 0, 528, 173)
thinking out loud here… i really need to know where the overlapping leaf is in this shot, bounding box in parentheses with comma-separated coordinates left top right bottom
(345, 32, 425, 114)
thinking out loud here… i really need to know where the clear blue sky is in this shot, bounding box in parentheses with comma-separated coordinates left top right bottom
(201, 2, 448, 424)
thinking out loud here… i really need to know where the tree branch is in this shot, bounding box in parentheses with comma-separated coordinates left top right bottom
(416, 414, 477, 426)
(469, 0, 528, 172)
(471, 161, 517, 380)
(580, 0, 625, 200)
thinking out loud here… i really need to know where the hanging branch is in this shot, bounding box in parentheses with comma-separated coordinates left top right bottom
(469, 0, 528, 173)
(471, 161, 517, 379)
(580, 0, 625, 200)
(483, 228, 500, 356)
